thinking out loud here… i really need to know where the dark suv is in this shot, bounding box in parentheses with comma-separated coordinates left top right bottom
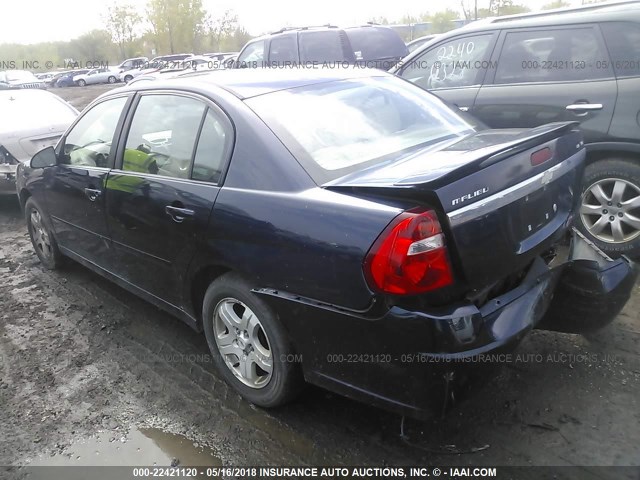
(393, 1, 640, 258)
(234, 25, 408, 70)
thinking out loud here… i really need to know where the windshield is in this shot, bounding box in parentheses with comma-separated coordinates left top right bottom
(246, 75, 475, 183)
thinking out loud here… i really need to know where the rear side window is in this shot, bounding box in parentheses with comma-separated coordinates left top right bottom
(299, 30, 353, 63)
(400, 34, 494, 90)
(600, 22, 640, 78)
(123, 95, 206, 179)
(192, 109, 232, 184)
(494, 27, 613, 84)
(269, 35, 298, 65)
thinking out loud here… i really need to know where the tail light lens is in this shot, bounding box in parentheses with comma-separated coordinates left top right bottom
(364, 208, 454, 295)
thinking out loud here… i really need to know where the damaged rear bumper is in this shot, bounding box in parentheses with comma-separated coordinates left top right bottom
(257, 230, 637, 418)
(537, 229, 637, 334)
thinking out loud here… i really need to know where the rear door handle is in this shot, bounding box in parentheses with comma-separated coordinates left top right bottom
(84, 188, 102, 202)
(165, 205, 195, 223)
(566, 103, 603, 113)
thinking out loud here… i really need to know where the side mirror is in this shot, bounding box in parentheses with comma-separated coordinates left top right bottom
(30, 146, 58, 169)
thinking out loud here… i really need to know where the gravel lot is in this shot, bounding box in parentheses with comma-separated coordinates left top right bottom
(0, 84, 639, 477)
(52, 83, 122, 111)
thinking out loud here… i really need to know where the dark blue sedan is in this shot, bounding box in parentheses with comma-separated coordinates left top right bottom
(16, 69, 636, 417)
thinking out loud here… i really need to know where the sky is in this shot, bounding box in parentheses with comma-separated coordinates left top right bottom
(0, 0, 583, 45)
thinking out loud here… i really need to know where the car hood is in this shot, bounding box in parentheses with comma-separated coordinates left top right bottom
(0, 91, 77, 161)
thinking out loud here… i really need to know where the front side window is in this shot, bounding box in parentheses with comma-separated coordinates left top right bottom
(62, 96, 127, 167)
(247, 76, 475, 183)
(122, 95, 206, 179)
(237, 41, 265, 67)
(494, 27, 613, 84)
(400, 34, 494, 90)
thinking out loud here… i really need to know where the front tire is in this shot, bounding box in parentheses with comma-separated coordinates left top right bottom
(577, 158, 640, 258)
(77, 79, 86, 87)
(202, 273, 303, 408)
(25, 197, 63, 270)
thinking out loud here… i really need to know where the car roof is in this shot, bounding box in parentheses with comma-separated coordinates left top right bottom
(111, 67, 392, 100)
(458, 0, 640, 32)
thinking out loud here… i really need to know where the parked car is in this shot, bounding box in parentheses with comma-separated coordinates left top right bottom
(393, 1, 640, 258)
(0, 70, 46, 89)
(406, 34, 440, 53)
(204, 52, 238, 64)
(48, 71, 71, 88)
(55, 69, 89, 87)
(120, 54, 194, 83)
(0, 90, 77, 194)
(116, 56, 148, 73)
(16, 69, 636, 417)
(234, 25, 408, 69)
(35, 72, 55, 82)
(73, 67, 120, 86)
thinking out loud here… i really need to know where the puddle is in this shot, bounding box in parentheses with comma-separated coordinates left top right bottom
(26, 427, 222, 474)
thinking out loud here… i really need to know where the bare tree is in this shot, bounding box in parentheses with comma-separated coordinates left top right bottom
(105, 2, 142, 60)
(206, 10, 239, 52)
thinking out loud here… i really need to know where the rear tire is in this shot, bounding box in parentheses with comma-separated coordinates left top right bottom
(124, 75, 133, 83)
(577, 158, 640, 259)
(202, 272, 303, 408)
(25, 197, 63, 270)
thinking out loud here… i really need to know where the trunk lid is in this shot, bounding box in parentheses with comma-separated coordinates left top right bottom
(326, 122, 586, 287)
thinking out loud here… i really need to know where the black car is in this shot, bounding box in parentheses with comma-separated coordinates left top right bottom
(393, 1, 640, 259)
(234, 25, 408, 70)
(16, 69, 636, 417)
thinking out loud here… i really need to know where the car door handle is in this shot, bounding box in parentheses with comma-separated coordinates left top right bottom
(84, 188, 102, 202)
(458, 106, 469, 112)
(566, 103, 603, 112)
(165, 205, 195, 223)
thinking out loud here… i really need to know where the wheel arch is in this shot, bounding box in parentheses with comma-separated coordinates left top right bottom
(18, 188, 31, 213)
(189, 264, 232, 331)
(585, 143, 640, 165)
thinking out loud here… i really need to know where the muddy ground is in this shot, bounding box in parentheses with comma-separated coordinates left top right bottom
(0, 85, 639, 477)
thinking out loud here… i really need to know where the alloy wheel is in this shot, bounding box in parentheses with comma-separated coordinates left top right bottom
(580, 178, 640, 243)
(213, 298, 273, 389)
(30, 209, 53, 259)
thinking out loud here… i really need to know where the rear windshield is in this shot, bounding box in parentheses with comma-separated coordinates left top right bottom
(246, 75, 474, 184)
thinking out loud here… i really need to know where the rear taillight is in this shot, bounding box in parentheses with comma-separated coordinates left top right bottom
(364, 208, 454, 295)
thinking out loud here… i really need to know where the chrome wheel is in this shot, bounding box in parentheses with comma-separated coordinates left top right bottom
(30, 209, 53, 259)
(580, 178, 640, 244)
(213, 298, 273, 389)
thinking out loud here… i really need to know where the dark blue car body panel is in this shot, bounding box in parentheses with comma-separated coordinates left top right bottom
(15, 69, 637, 417)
